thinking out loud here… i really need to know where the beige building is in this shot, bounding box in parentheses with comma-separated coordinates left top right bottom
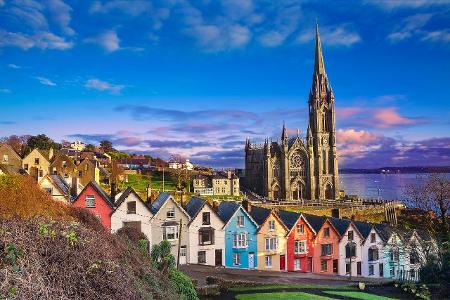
(39, 174, 71, 203)
(245, 24, 339, 202)
(0, 143, 22, 169)
(22, 148, 54, 181)
(50, 153, 77, 183)
(193, 170, 240, 196)
(76, 159, 100, 186)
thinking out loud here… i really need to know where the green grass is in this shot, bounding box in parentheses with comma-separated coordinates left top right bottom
(323, 291, 396, 300)
(235, 292, 335, 300)
(230, 284, 356, 292)
(124, 173, 176, 192)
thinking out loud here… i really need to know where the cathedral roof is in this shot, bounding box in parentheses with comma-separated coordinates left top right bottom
(314, 21, 326, 76)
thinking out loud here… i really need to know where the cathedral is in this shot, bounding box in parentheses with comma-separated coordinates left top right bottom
(245, 24, 339, 201)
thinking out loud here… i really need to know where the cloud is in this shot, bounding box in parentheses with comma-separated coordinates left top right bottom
(367, 0, 450, 10)
(258, 31, 286, 47)
(85, 79, 125, 94)
(84, 30, 120, 52)
(0, 30, 73, 50)
(89, 0, 153, 16)
(0, 88, 12, 93)
(47, 0, 75, 36)
(7, 63, 21, 69)
(387, 13, 432, 42)
(421, 30, 450, 43)
(373, 107, 423, 128)
(297, 25, 361, 46)
(35, 76, 57, 86)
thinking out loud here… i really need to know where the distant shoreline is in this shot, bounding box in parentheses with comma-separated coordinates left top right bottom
(340, 166, 450, 174)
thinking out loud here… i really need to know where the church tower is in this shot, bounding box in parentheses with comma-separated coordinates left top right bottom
(308, 22, 340, 200)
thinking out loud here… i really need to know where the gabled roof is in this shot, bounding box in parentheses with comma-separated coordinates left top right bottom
(151, 192, 172, 214)
(40, 174, 70, 197)
(218, 201, 240, 223)
(249, 206, 271, 226)
(0, 164, 23, 175)
(374, 223, 392, 243)
(185, 196, 206, 219)
(113, 187, 152, 215)
(0, 143, 22, 160)
(277, 210, 300, 231)
(329, 217, 352, 236)
(353, 220, 373, 240)
(73, 181, 114, 208)
(303, 213, 327, 233)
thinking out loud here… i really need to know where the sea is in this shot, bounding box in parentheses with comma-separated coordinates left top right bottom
(339, 173, 448, 201)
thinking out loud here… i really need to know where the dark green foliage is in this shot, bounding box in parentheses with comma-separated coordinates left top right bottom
(26, 134, 59, 150)
(169, 269, 199, 300)
(150, 240, 175, 275)
(100, 140, 113, 152)
(84, 144, 96, 152)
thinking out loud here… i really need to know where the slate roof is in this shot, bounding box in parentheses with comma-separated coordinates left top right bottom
(303, 213, 327, 233)
(0, 165, 22, 175)
(114, 187, 152, 212)
(249, 206, 271, 226)
(151, 192, 172, 214)
(48, 174, 70, 196)
(277, 210, 300, 230)
(353, 220, 373, 240)
(218, 201, 240, 223)
(329, 217, 351, 236)
(374, 223, 392, 242)
(185, 196, 206, 219)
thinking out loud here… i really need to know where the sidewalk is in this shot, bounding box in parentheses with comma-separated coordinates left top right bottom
(180, 264, 393, 286)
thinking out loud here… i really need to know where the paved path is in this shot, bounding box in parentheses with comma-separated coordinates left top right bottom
(181, 264, 393, 286)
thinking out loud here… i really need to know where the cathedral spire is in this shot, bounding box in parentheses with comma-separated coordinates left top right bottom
(281, 121, 288, 141)
(314, 20, 326, 76)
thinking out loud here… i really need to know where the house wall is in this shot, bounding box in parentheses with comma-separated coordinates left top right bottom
(22, 149, 50, 181)
(383, 234, 406, 280)
(224, 207, 258, 269)
(361, 229, 385, 278)
(403, 234, 424, 282)
(312, 220, 340, 275)
(111, 193, 153, 246)
(150, 199, 190, 265)
(51, 155, 76, 184)
(76, 160, 99, 186)
(187, 204, 225, 266)
(337, 223, 363, 277)
(286, 216, 315, 272)
(39, 177, 69, 203)
(256, 213, 287, 271)
(72, 185, 113, 230)
(0, 144, 22, 168)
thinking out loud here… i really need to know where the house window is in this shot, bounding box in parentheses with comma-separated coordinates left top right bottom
(265, 256, 272, 268)
(180, 246, 187, 257)
(44, 188, 52, 194)
(34, 158, 39, 164)
(64, 173, 69, 178)
(348, 230, 354, 241)
(127, 201, 136, 214)
(163, 226, 178, 240)
(410, 269, 416, 279)
(38, 170, 43, 177)
(369, 265, 374, 276)
(321, 244, 332, 256)
(123, 221, 141, 232)
(321, 260, 327, 271)
(24, 164, 28, 170)
(370, 233, 376, 243)
(2, 154, 8, 162)
(294, 259, 301, 271)
(78, 171, 83, 177)
(237, 215, 245, 227)
(233, 233, 248, 248)
(294, 240, 307, 254)
(199, 228, 214, 245)
(202, 212, 210, 225)
(390, 268, 395, 277)
(265, 237, 278, 251)
(345, 242, 356, 258)
(323, 227, 330, 237)
(233, 253, 240, 265)
(268, 220, 275, 231)
(410, 251, 419, 264)
(297, 224, 304, 234)
(368, 248, 379, 261)
(390, 249, 399, 262)
(85, 195, 95, 208)
(198, 251, 206, 264)
(167, 207, 175, 219)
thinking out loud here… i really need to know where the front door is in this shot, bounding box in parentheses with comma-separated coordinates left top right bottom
(333, 259, 338, 273)
(379, 263, 384, 277)
(215, 249, 223, 266)
(179, 246, 186, 265)
(307, 257, 313, 272)
(248, 253, 255, 269)
(280, 255, 286, 271)
(357, 262, 362, 276)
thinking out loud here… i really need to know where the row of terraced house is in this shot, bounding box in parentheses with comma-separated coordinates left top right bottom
(61, 180, 436, 282)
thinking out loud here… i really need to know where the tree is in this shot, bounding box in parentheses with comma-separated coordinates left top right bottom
(1, 135, 30, 156)
(150, 240, 175, 276)
(84, 144, 96, 152)
(405, 173, 450, 239)
(110, 160, 124, 186)
(100, 140, 113, 152)
(27, 134, 58, 150)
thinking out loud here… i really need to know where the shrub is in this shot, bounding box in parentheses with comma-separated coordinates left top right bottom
(117, 226, 147, 243)
(67, 207, 105, 232)
(169, 269, 199, 300)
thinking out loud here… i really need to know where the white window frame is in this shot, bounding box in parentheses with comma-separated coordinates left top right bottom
(297, 223, 304, 234)
(233, 233, 248, 248)
(294, 259, 301, 271)
(294, 240, 307, 254)
(233, 253, 240, 265)
(166, 207, 175, 219)
(237, 215, 245, 227)
(163, 226, 178, 241)
(265, 237, 278, 251)
(369, 264, 374, 276)
(268, 220, 275, 231)
(180, 246, 187, 257)
(85, 195, 95, 208)
(265, 255, 272, 268)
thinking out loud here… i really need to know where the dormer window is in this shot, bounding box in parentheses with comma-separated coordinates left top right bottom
(127, 201, 136, 214)
(167, 207, 175, 219)
(85, 195, 95, 208)
(35, 158, 40, 165)
(348, 230, 354, 241)
(297, 224, 304, 234)
(237, 215, 244, 227)
(268, 220, 275, 231)
(202, 212, 210, 225)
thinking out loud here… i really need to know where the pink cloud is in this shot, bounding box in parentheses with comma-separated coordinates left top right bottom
(337, 129, 380, 144)
(336, 107, 365, 118)
(373, 107, 419, 128)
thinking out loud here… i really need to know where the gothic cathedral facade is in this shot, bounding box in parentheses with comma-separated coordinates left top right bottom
(245, 24, 339, 201)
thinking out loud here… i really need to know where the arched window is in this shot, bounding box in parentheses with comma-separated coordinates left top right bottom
(290, 152, 306, 177)
(325, 184, 333, 199)
(272, 164, 280, 178)
(273, 185, 280, 200)
(345, 242, 356, 258)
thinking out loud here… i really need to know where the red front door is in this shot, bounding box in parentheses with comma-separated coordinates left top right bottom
(280, 255, 286, 271)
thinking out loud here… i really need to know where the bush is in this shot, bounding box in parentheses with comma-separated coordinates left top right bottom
(117, 226, 147, 243)
(67, 207, 105, 232)
(169, 269, 199, 300)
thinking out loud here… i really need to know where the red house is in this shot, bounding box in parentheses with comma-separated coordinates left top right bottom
(279, 211, 326, 272)
(72, 181, 115, 230)
(312, 218, 341, 275)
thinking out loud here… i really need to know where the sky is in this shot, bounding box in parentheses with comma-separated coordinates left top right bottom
(0, 0, 449, 169)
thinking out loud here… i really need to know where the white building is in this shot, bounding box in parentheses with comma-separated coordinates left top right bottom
(150, 192, 190, 265)
(168, 159, 194, 170)
(359, 224, 385, 278)
(185, 197, 225, 266)
(39, 174, 71, 203)
(332, 219, 364, 277)
(70, 140, 86, 151)
(111, 188, 153, 247)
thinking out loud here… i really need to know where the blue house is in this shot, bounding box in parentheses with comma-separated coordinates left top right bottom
(218, 201, 258, 269)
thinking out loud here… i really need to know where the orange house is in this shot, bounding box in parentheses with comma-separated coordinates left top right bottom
(312, 218, 341, 275)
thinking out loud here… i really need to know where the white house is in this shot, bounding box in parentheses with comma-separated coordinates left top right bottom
(70, 140, 86, 151)
(403, 230, 425, 282)
(185, 196, 225, 266)
(150, 192, 191, 265)
(111, 187, 153, 246)
(359, 224, 385, 278)
(39, 174, 71, 203)
(332, 219, 364, 277)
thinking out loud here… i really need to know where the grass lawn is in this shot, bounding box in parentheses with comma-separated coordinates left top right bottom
(235, 292, 334, 300)
(230, 284, 356, 292)
(323, 291, 396, 300)
(124, 172, 176, 192)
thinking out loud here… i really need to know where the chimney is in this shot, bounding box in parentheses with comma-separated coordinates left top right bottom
(70, 176, 78, 199)
(242, 198, 251, 213)
(331, 208, 340, 219)
(212, 200, 219, 212)
(49, 148, 54, 160)
(110, 182, 117, 201)
(146, 184, 152, 203)
(227, 170, 232, 179)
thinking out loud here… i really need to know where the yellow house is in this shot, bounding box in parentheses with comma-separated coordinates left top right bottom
(22, 148, 54, 181)
(250, 206, 288, 271)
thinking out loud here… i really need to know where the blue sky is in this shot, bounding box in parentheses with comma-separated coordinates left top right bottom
(0, 0, 449, 168)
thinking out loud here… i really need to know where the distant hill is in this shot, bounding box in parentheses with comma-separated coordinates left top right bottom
(340, 166, 450, 174)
